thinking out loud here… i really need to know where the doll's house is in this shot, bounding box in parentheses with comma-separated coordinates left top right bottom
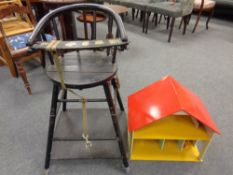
(128, 76, 220, 162)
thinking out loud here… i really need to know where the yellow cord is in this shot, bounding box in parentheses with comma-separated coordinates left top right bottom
(47, 40, 92, 149)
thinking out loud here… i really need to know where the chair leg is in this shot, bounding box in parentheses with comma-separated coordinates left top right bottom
(187, 14, 192, 25)
(16, 61, 32, 95)
(145, 12, 151, 34)
(120, 14, 125, 21)
(168, 17, 176, 42)
(62, 89, 67, 111)
(81, 11, 89, 40)
(192, 10, 203, 33)
(152, 14, 155, 23)
(140, 10, 144, 22)
(136, 10, 140, 18)
(142, 11, 146, 33)
(0, 59, 4, 66)
(132, 8, 135, 21)
(166, 17, 170, 30)
(206, 8, 215, 30)
(154, 13, 158, 26)
(0, 44, 18, 77)
(136, 9, 139, 18)
(41, 51, 46, 68)
(179, 17, 183, 29)
(158, 14, 163, 24)
(111, 78, 125, 112)
(103, 82, 129, 169)
(44, 84, 60, 174)
(91, 23, 94, 40)
(183, 16, 187, 35)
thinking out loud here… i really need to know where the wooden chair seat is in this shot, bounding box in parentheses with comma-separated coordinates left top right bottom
(7, 32, 54, 50)
(1, 20, 34, 36)
(46, 53, 117, 89)
(77, 13, 106, 23)
(194, 0, 216, 10)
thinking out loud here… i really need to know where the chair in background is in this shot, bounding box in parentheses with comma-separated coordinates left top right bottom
(76, 4, 128, 41)
(144, 0, 194, 42)
(0, 0, 53, 94)
(28, 3, 129, 173)
(103, 0, 148, 32)
(192, 0, 216, 33)
(77, 10, 106, 40)
(0, 0, 36, 77)
(0, 0, 39, 94)
(106, 0, 194, 42)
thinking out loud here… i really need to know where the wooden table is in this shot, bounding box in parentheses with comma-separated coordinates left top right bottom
(32, 0, 87, 4)
(105, 4, 128, 17)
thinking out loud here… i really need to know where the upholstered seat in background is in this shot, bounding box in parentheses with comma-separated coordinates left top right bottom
(8, 33, 54, 50)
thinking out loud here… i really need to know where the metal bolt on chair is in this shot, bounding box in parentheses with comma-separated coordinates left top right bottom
(28, 3, 129, 174)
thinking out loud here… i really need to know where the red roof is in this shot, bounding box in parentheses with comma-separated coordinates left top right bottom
(128, 76, 220, 134)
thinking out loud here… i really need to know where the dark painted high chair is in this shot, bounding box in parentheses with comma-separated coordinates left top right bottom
(28, 3, 129, 175)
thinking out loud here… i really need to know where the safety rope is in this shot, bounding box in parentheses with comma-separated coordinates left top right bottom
(47, 40, 92, 149)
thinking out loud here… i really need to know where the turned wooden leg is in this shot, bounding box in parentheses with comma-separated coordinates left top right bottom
(206, 8, 215, 30)
(166, 17, 170, 30)
(192, 10, 203, 33)
(183, 16, 187, 35)
(0, 40, 18, 77)
(16, 62, 32, 95)
(168, 17, 176, 42)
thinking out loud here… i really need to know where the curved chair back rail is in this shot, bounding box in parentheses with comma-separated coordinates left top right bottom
(28, 3, 128, 48)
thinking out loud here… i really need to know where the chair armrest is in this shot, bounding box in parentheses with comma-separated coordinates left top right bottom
(31, 39, 129, 51)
